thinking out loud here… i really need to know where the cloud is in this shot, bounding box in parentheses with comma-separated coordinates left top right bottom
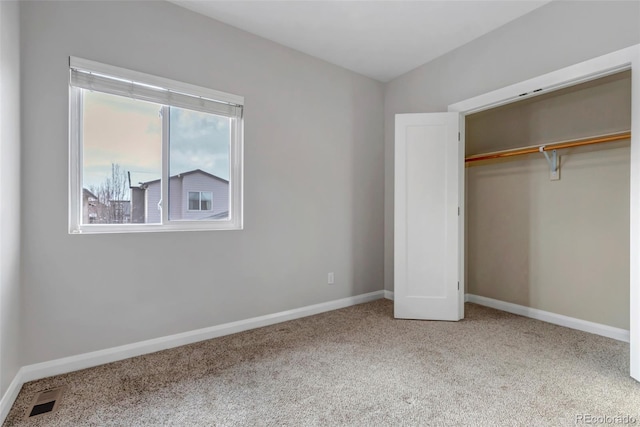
(81, 91, 231, 188)
(169, 107, 230, 180)
(83, 91, 162, 188)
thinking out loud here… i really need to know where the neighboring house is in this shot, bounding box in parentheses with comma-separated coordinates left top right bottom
(82, 188, 99, 224)
(131, 169, 229, 223)
(82, 189, 132, 224)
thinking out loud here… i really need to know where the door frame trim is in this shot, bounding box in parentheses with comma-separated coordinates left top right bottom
(447, 44, 640, 380)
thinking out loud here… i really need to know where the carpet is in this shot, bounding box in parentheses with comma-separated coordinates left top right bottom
(4, 300, 639, 426)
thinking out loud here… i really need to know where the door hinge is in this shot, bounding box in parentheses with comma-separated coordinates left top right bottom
(458, 132, 460, 141)
(458, 281, 460, 290)
(458, 207, 460, 216)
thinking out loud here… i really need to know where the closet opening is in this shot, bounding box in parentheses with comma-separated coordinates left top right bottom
(464, 70, 631, 338)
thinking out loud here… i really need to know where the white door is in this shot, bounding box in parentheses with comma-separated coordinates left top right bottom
(394, 113, 461, 321)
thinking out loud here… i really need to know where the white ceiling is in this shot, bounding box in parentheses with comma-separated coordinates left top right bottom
(169, 0, 552, 82)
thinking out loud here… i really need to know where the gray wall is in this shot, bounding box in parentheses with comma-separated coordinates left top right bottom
(0, 0, 22, 396)
(20, 1, 384, 365)
(384, 1, 640, 298)
(465, 72, 631, 329)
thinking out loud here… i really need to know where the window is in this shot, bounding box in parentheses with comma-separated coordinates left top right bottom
(188, 192, 212, 211)
(69, 57, 243, 233)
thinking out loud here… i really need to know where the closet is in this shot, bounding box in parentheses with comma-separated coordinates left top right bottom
(464, 71, 631, 331)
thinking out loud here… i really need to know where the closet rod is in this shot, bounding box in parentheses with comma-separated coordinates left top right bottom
(465, 131, 631, 163)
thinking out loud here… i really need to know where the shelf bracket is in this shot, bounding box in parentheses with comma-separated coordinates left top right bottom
(539, 146, 560, 181)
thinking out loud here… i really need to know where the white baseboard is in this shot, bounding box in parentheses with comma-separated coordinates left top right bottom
(0, 368, 24, 424)
(1, 290, 385, 424)
(466, 294, 630, 343)
(379, 291, 627, 342)
(20, 290, 385, 383)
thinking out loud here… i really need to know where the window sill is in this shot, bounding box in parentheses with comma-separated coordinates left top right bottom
(69, 221, 242, 234)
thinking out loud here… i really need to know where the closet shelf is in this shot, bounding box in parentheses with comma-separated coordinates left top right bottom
(465, 130, 631, 164)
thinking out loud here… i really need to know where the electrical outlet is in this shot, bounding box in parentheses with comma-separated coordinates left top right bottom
(328, 272, 334, 285)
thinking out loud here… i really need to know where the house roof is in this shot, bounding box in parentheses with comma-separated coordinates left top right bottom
(83, 188, 98, 199)
(134, 169, 229, 187)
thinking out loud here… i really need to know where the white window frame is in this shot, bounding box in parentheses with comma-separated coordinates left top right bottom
(68, 57, 244, 234)
(188, 191, 213, 212)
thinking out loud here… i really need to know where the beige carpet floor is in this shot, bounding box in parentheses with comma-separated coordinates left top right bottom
(4, 300, 640, 426)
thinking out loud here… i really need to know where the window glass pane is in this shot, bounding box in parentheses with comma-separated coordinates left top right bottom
(188, 192, 200, 210)
(201, 192, 212, 211)
(82, 91, 162, 224)
(168, 107, 231, 221)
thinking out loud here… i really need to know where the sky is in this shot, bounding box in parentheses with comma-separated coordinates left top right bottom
(82, 91, 231, 192)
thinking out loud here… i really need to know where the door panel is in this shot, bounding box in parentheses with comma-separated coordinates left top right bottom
(394, 113, 460, 321)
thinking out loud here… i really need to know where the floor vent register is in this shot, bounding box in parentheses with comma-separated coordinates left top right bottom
(26, 386, 65, 419)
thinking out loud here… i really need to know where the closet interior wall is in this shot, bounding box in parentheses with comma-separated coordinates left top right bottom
(465, 71, 631, 330)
